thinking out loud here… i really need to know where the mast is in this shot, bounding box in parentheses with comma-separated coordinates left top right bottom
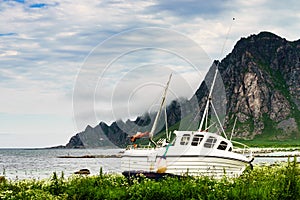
(198, 65, 218, 132)
(198, 18, 235, 133)
(164, 106, 170, 142)
(149, 73, 172, 146)
(197, 65, 228, 139)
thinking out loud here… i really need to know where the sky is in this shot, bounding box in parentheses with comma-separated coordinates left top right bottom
(1, 0, 300, 148)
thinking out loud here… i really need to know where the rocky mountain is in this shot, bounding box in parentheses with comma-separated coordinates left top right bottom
(66, 99, 194, 148)
(218, 31, 300, 139)
(66, 31, 300, 148)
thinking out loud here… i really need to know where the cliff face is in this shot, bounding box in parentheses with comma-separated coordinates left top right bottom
(219, 32, 300, 139)
(66, 31, 300, 148)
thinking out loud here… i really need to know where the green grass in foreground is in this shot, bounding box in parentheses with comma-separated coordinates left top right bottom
(234, 138, 300, 148)
(0, 158, 299, 200)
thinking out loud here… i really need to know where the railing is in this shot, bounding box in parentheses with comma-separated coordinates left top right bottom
(231, 140, 253, 158)
(126, 144, 154, 150)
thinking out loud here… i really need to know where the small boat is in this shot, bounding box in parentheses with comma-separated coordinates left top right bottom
(121, 66, 254, 179)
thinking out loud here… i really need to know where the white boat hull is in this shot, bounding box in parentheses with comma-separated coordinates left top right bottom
(162, 156, 247, 178)
(122, 152, 251, 178)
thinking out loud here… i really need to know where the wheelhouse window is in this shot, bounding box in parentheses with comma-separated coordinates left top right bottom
(180, 134, 190, 145)
(217, 141, 228, 150)
(191, 134, 204, 146)
(204, 136, 217, 148)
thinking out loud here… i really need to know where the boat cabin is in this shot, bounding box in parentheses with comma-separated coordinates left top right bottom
(172, 131, 233, 152)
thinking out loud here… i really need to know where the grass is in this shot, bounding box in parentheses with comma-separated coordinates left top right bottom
(234, 113, 300, 148)
(0, 158, 299, 199)
(234, 138, 300, 148)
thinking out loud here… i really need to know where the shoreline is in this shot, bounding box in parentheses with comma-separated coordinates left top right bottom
(57, 154, 123, 158)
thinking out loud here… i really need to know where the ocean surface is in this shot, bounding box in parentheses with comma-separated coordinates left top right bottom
(0, 148, 122, 180)
(0, 148, 299, 180)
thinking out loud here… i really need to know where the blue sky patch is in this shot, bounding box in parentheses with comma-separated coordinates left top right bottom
(29, 3, 47, 8)
(0, 33, 17, 37)
(3, 0, 25, 3)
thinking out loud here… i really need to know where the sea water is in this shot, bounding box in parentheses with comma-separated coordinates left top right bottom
(0, 148, 122, 180)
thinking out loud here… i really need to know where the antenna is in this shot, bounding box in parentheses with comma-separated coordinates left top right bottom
(230, 117, 237, 141)
(198, 18, 235, 133)
(219, 17, 235, 60)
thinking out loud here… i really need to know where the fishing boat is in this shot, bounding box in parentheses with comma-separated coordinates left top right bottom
(121, 67, 254, 179)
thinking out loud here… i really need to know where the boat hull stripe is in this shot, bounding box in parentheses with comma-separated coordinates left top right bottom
(122, 155, 252, 164)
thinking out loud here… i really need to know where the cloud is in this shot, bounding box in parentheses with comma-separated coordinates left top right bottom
(0, 0, 300, 147)
(72, 27, 211, 130)
(0, 50, 18, 57)
(146, 0, 229, 19)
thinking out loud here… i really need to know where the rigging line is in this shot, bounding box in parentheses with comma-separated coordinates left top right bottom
(230, 117, 238, 141)
(187, 105, 202, 131)
(205, 18, 235, 135)
(219, 17, 235, 60)
(149, 73, 172, 144)
(210, 101, 227, 139)
(205, 98, 209, 130)
(164, 106, 170, 142)
(198, 65, 218, 131)
(204, 122, 216, 131)
(165, 19, 236, 133)
(149, 86, 165, 113)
